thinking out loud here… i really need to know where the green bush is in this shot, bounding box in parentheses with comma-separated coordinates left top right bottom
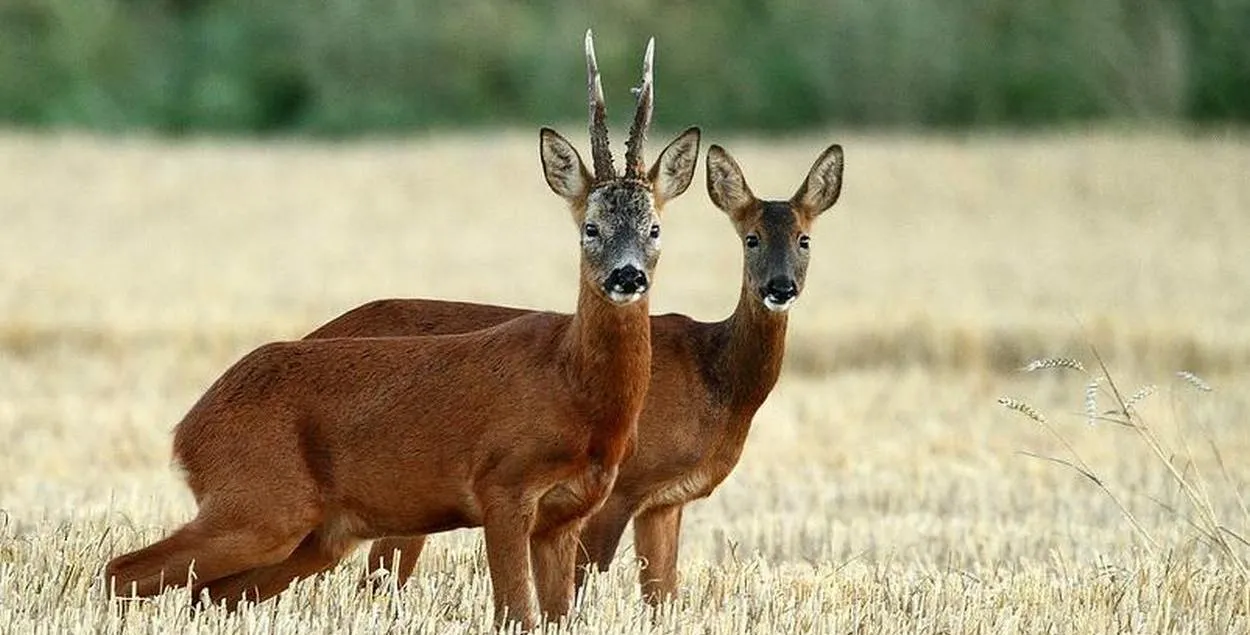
(0, 0, 1245, 134)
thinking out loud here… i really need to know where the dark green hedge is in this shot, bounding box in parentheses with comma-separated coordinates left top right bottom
(0, 0, 1245, 134)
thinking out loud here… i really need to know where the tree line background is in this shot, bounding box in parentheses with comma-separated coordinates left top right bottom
(0, 0, 1246, 135)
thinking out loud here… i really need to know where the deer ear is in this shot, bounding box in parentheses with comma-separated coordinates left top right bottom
(648, 127, 700, 208)
(540, 128, 591, 201)
(705, 144, 754, 215)
(791, 144, 844, 216)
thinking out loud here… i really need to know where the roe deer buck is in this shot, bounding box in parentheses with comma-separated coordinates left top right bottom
(104, 31, 702, 629)
(310, 143, 845, 605)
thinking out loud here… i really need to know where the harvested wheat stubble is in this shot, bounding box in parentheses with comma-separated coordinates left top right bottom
(1, 131, 1248, 633)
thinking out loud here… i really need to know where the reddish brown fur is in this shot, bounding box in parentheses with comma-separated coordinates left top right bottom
(317, 144, 846, 605)
(103, 124, 702, 629)
(103, 274, 647, 622)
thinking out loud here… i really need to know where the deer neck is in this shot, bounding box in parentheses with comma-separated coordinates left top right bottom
(713, 282, 789, 412)
(563, 273, 652, 466)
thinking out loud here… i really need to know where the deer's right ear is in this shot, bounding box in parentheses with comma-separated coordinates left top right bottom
(705, 144, 754, 215)
(540, 127, 592, 201)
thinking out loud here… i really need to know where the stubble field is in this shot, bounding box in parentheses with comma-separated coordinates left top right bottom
(0, 129, 1248, 633)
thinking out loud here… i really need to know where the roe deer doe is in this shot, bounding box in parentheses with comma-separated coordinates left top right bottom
(310, 143, 845, 605)
(104, 31, 701, 629)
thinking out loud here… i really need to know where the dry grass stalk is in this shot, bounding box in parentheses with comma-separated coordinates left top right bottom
(1005, 346, 1248, 578)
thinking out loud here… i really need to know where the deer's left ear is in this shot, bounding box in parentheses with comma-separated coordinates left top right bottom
(791, 144, 844, 217)
(648, 127, 701, 209)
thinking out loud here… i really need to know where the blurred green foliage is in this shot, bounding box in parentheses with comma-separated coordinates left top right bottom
(0, 0, 1246, 134)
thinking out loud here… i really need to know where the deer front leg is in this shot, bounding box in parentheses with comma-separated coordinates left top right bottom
(530, 521, 582, 623)
(633, 503, 683, 607)
(481, 494, 539, 630)
(364, 536, 427, 587)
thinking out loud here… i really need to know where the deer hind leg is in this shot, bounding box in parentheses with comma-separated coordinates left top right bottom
(105, 521, 209, 597)
(106, 482, 323, 599)
(106, 514, 313, 599)
(633, 503, 684, 607)
(194, 527, 358, 609)
(572, 497, 634, 593)
(363, 536, 427, 588)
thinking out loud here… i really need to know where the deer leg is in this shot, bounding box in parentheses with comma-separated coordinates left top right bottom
(572, 497, 634, 592)
(193, 528, 358, 609)
(633, 503, 683, 607)
(363, 536, 427, 588)
(106, 515, 312, 599)
(530, 521, 583, 623)
(105, 522, 207, 596)
(481, 495, 539, 630)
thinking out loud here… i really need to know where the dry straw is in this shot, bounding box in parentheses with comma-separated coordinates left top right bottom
(1001, 350, 1249, 577)
(1020, 357, 1086, 373)
(1083, 378, 1101, 426)
(1175, 371, 1213, 392)
(996, 397, 1047, 425)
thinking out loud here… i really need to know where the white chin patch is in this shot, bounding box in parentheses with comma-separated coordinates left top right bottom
(762, 296, 796, 312)
(607, 290, 645, 305)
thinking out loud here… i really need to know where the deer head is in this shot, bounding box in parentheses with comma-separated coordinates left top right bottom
(706, 143, 844, 312)
(540, 31, 701, 306)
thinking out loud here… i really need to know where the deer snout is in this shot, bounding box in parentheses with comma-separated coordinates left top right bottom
(604, 265, 648, 304)
(761, 276, 799, 312)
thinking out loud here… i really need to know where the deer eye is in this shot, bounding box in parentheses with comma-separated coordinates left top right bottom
(799, 235, 810, 249)
(745, 234, 760, 249)
(650, 224, 661, 239)
(584, 223, 600, 238)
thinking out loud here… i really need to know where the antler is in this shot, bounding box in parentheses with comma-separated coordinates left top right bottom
(585, 30, 615, 181)
(623, 37, 654, 179)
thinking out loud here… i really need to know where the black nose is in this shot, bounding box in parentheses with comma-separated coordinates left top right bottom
(606, 265, 648, 295)
(764, 277, 798, 301)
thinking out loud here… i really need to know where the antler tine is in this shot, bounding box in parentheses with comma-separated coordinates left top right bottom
(624, 37, 654, 179)
(585, 29, 615, 181)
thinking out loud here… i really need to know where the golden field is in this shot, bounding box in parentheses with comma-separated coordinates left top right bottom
(0, 129, 1247, 633)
